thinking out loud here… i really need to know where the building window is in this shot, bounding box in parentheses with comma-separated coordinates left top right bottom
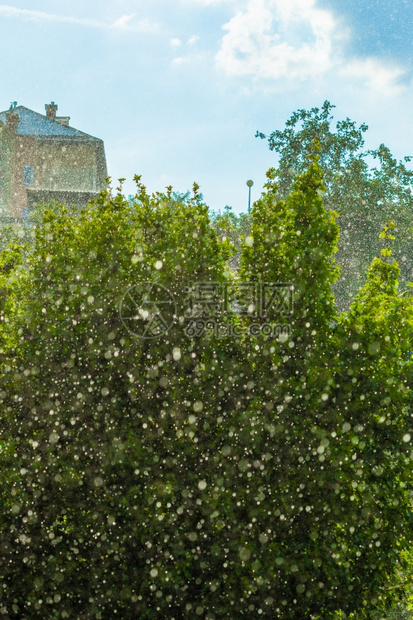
(24, 165, 34, 186)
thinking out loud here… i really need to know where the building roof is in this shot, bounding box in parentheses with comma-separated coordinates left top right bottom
(0, 105, 102, 141)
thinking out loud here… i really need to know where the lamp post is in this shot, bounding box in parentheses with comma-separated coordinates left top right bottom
(246, 179, 254, 213)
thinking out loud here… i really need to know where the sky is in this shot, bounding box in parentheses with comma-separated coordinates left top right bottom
(1, 0, 412, 213)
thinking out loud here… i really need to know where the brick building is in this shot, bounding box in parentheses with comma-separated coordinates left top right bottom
(0, 102, 107, 221)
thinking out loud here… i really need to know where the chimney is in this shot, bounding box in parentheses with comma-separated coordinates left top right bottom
(45, 101, 58, 120)
(5, 102, 19, 132)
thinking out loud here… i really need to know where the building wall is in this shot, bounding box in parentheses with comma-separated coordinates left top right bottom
(0, 123, 107, 219)
(0, 125, 12, 218)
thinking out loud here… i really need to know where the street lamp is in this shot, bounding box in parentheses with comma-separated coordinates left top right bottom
(246, 179, 254, 213)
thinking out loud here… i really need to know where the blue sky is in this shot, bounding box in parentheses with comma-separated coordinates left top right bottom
(1, 0, 412, 212)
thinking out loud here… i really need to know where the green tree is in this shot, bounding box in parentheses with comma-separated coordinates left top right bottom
(0, 164, 412, 618)
(256, 101, 413, 308)
(236, 158, 413, 617)
(209, 205, 251, 272)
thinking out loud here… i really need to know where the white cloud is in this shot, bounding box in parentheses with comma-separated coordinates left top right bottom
(170, 35, 200, 65)
(215, 0, 407, 94)
(0, 4, 158, 32)
(340, 58, 406, 95)
(216, 0, 339, 80)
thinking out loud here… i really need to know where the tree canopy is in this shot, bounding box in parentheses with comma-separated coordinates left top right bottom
(257, 100, 413, 308)
(0, 161, 412, 618)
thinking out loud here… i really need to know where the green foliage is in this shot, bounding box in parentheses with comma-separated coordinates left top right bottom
(209, 205, 250, 272)
(0, 163, 412, 618)
(257, 100, 413, 308)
